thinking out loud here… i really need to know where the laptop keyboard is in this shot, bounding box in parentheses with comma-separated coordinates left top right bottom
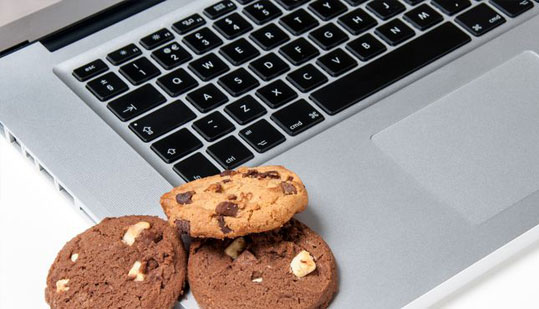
(71, 0, 536, 182)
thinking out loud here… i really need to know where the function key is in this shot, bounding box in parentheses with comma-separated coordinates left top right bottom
(107, 44, 142, 65)
(366, 0, 406, 20)
(256, 79, 298, 108)
(250, 23, 290, 50)
(280, 38, 320, 66)
(316, 48, 358, 76)
(375, 19, 415, 46)
(157, 68, 199, 97)
(188, 53, 230, 81)
(338, 8, 377, 35)
(308, 0, 348, 21)
(73, 59, 108, 81)
(172, 13, 206, 34)
(431, 0, 471, 16)
(119, 57, 161, 85)
(220, 38, 261, 65)
(140, 28, 174, 50)
(204, 0, 237, 19)
(455, 3, 505, 36)
(207, 136, 254, 169)
(249, 53, 290, 81)
(225, 95, 267, 125)
(151, 42, 192, 70)
(193, 111, 235, 141)
(346, 33, 387, 61)
(244, 0, 283, 25)
(240, 119, 286, 153)
(404, 4, 443, 31)
(490, 0, 533, 18)
(107, 84, 166, 121)
(276, 0, 310, 10)
(186, 83, 229, 112)
(86, 72, 128, 101)
(173, 153, 220, 182)
(213, 13, 253, 40)
(287, 64, 328, 92)
(218, 68, 260, 97)
(279, 9, 319, 35)
(183, 28, 223, 55)
(271, 99, 324, 136)
(151, 128, 203, 163)
(309, 23, 349, 50)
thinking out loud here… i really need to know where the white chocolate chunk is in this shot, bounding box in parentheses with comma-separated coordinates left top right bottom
(224, 237, 246, 259)
(290, 250, 316, 278)
(251, 277, 263, 283)
(56, 279, 70, 292)
(128, 261, 145, 282)
(122, 221, 151, 246)
(70, 253, 79, 262)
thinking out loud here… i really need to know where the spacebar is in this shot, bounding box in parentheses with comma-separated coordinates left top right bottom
(310, 23, 471, 115)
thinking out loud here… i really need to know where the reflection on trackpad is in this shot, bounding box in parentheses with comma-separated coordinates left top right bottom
(372, 51, 539, 225)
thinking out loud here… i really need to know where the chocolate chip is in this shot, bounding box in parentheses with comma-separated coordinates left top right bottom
(176, 191, 195, 204)
(227, 194, 237, 200)
(205, 183, 223, 193)
(145, 258, 159, 272)
(175, 220, 191, 235)
(222, 179, 232, 183)
(242, 169, 259, 178)
(216, 202, 238, 217)
(242, 169, 280, 179)
(280, 182, 297, 195)
(287, 176, 294, 181)
(217, 216, 232, 234)
(220, 170, 237, 177)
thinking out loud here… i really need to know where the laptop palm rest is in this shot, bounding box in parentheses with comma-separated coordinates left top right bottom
(372, 51, 539, 225)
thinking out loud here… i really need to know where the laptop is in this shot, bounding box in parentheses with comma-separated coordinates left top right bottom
(1, 0, 539, 307)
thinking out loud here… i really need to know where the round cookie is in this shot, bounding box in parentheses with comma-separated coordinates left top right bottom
(188, 219, 338, 309)
(45, 215, 187, 309)
(161, 165, 308, 239)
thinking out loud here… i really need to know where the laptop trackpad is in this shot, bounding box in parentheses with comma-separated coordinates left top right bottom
(372, 51, 539, 225)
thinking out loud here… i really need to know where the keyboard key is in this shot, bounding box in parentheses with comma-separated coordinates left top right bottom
(218, 68, 260, 97)
(309, 23, 349, 50)
(129, 100, 196, 142)
(256, 79, 298, 108)
(456, 3, 506, 36)
(250, 23, 290, 50)
(404, 4, 444, 30)
(189, 53, 230, 81)
(107, 44, 142, 66)
(276, 0, 310, 10)
(157, 68, 199, 97)
(140, 28, 174, 49)
(183, 28, 223, 55)
(490, 0, 533, 17)
(280, 38, 320, 65)
(73, 59, 108, 81)
(151, 42, 192, 69)
(207, 136, 254, 169)
(271, 99, 325, 135)
(204, 0, 237, 19)
(317, 48, 358, 76)
(213, 13, 253, 39)
(280, 9, 319, 35)
(119, 57, 161, 85)
(309, 0, 348, 21)
(220, 38, 261, 65)
(172, 14, 206, 34)
(187, 84, 229, 112)
(173, 153, 220, 181)
(249, 53, 290, 81)
(240, 119, 286, 153)
(404, 0, 424, 4)
(225, 95, 267, 124)
(376, 19, 415, 46)
(346, 33, 386, 61)
(152, 128, 203, 163)
(338, 8, 377, 35)
(367, 0, 406, 20)
(193, 111, 235, 141)
(86, 72, 128, 101)
(432, 0, 471, 16)
(107, 84, 166, 121)
(311, 22, 470, 115)
(236, 0, 255, 4)
(244, 0, 283, 24)
(344, 0, 369, 5)
(287, 64, 328, 92)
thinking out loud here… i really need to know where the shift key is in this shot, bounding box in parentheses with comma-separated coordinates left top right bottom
(107, 84, 166, 121)
(271, 99, 324, 136)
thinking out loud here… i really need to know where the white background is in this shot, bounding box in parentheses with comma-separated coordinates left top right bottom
(2, 137, 539, 308)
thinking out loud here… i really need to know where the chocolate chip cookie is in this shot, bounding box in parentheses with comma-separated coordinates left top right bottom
(187, 219, 338, 309)
(45, 216, 187, 309)
(161, 166, 308, 239)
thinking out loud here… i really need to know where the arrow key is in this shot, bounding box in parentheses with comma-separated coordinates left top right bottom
(316, 48, 357, 77)
(151, 128, 203, 163)
(240, 119, 285, 153)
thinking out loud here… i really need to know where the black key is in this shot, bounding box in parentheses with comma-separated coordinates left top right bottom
(140, 28, 174, 49)
(376, 19, 415, 46)
(107, 84, 166, 121)
(317, 48, 358, 76)
(157, 68, 199, 97)
(309, 0, 348, 21)
(311, 22, 470, 115)
(129, 100, 196, 142)
(119, 57, 161, 85)
(183, 28, 223, 55)
(287, 64, 328, 92)
(107, 44, 142, 66)
(338, 8, 377, 35)
(151, 129, 203, 163)
(271, 99, 324, 135)
(240, 119, 286, 152)
(172, 14, 206, 34)
(189, 53, 230, 81)
(225, 95, 267, 124)
(256, 79, 298, 108)
(404, 0, 424, 4)
(404, 4, 444, 30)
(193, 111, 235, 141)
(276, 0, 310, 10)
(173, 153, 220, 181)
(250, 23, 290, 50)
(204, 0, 237, 19)
(432, 0, 471, 15)
(456, 3, 506, 36)
(86, 72, 128, 101)
(366, 0, 406, 20)
(249, 53, 290, 81)
(309, 23, 349, 50)
(346, 33, 386, 61)
(220, 38, 261, 65)
(237, 0, 255, 4)
(73, 59, 108, 81)
(344, 0, 369, 5)
(244, 0, 283, 24)
(280, 9, 319, 35)
(207, 136, 254, 169)
(151, 42, 192, 70)
(187, 84, 229, 112)
(490, 0, 533, 17)
(280, 38, 320, 65)
(218, 68, 260, 97)
(213, 13, 253, 39)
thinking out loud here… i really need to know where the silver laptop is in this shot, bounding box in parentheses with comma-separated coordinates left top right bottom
(2, 0, 539, 307)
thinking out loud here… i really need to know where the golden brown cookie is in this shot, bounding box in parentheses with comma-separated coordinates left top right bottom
(161, 165, 308, 239)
